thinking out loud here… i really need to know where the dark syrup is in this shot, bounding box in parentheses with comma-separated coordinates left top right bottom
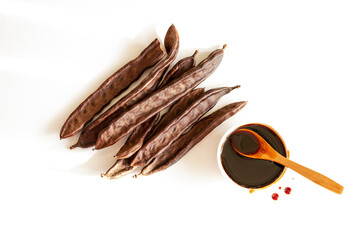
(221, 124, 286, 189)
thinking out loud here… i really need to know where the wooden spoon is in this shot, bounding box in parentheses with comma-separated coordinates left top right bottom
(231, 129, 344, 194)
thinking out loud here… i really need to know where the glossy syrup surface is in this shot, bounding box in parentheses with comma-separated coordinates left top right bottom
(221, 124, 286, 189)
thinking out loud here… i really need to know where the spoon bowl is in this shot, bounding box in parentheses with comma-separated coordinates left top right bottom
(232, 129, 344, 194)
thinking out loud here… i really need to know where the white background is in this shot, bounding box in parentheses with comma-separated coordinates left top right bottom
(1, 0, 359, 239)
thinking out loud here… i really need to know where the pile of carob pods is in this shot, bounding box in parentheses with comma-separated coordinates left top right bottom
(60, 25, 247, 179)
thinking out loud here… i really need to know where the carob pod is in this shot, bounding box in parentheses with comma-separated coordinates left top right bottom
(158, 50, 198, 88)
(114, 113, 160, 159)
(101, 158, 133, 180)
(70, 24, 179, 149)
(115, 88, 204, 159)
(114, 55, 200, 159)
(60, 38, 165, 139)
(146, 88, 204, 141)
(130, 86, 240, 168)
(102, 99, 246, 179)
(95, 45, 226, 150)
(139, 101, 247, 176)
(102, 88, 205, 179)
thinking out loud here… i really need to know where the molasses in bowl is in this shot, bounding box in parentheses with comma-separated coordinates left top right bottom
(217, 123, 290, 191)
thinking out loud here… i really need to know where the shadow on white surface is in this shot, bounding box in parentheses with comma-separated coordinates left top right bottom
(66, 130, 225, 180)
(44, 25, 160, 136)
(169, 130, 225, 183)
(68, 137, 127, 176)
(44, 42, 147, 135)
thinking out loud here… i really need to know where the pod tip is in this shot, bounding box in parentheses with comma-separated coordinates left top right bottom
(222, 44, 227, 50)
(231, 85, 241, 90)
(114, 153, 126, 159)
(70, 143, 79, 150)
(192, 49, 199, 57)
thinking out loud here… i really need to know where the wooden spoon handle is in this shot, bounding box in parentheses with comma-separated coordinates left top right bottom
(275, 155, 344, 194)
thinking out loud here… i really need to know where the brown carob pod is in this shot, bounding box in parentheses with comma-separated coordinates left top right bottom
(102, 100, 247, 179)
(95, 45, 226, 150)
(114, 113, 159, 159)
(60, 38, 165, 139)
(104, 89, 204, 178)
(113, 53, 199, 158)
(115, 88, 204, 159)
(130, 86, 240, 167)
(101, 158, 133, 179)
(70, 24, 179, 149)
(139, 101, 247, 176)
(158, 50, 198, 88)
(146, 88, 205, 140)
